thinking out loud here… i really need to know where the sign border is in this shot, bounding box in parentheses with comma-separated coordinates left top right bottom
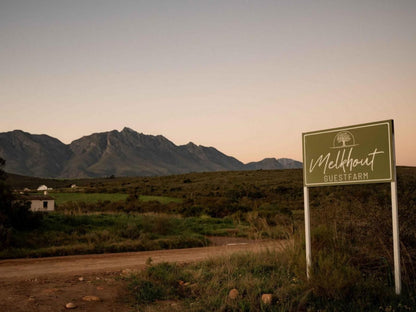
(302, 120, 394, 187)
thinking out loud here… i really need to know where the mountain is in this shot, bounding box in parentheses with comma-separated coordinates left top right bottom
(0, 128, 302, 178)
(60, 127, 245, 178)
(0, 130, 72, 177)
(275, 158, 303, 169)
(245, 157, 302, 170)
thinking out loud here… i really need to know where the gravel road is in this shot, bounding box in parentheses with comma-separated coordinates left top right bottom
(0, 240, 286, 280)
(0, 239, 288, 312)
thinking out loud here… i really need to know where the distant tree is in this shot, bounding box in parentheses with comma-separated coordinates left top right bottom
(0, 157, 6, 180)
(0, 158, 12, 225)
(0, 157, 13, 247)
(0, 158, 40, 242)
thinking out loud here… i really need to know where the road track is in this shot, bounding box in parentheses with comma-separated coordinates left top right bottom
(0, 240, 287, 280)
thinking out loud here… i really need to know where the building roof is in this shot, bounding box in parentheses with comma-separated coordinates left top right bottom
(37, 185, 48, 191)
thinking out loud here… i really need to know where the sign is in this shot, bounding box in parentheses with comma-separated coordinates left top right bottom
(302, 119, 401, 294)
(302, 120, 394, 187)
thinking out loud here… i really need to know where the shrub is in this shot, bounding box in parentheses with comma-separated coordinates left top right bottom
(126, 237, 416, 312)
(128, 279, 164, 304)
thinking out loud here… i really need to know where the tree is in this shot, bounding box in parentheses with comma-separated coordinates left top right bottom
(0, 158, 12, 225)
(0, 158, 40, 246)
(0, 157, 6, 180)
(0, 157, 14, 247)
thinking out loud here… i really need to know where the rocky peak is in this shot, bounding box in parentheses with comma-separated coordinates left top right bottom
(0, 128, 302, 177)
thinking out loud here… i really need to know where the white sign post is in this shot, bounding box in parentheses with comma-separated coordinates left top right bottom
(390, 133, 401, 294)
(303, 186, 311, 278)
(302, 120, 401, 294)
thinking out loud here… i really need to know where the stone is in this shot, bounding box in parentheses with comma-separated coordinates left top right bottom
(82, 295, 101, 302)
(65, 302, 77, 309)
(261, 293, 273, 305)
(78, 277, 84, 281)
(228, 288, 239, 300)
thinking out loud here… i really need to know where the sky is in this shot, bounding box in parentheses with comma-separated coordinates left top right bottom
(1, 0, 415, 166)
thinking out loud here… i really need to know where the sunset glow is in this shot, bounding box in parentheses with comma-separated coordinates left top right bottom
(1, 1, 415, 166)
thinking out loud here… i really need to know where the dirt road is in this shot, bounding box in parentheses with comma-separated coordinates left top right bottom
(0, 239, 287, 312)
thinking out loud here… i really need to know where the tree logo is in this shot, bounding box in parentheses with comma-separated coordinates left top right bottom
(331, 131, 358, 149)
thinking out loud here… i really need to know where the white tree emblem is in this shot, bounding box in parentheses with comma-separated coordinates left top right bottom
(336, 132, 351, 147)
(332, 131, 357, 149)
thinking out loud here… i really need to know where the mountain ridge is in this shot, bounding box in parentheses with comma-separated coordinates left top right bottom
(0, 128, 302, 178)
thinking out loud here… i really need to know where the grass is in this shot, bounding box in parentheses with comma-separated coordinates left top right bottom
(48, 192, 181, 205)
(139, 195, 182, 204)
(0, 213, 246, 259)
(4, 167, 416, 310)
(125, 234, 416, 312)
(115, 167, 416, 311)
(42, 192, 182, 208)
(50, 192, 128, 204)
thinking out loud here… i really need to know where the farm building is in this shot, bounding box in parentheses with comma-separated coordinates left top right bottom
(37, 185, 48, 191)
(19, 194, 55, 212)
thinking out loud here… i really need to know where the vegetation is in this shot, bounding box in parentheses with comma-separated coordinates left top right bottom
(0, 213, 247, 259)
(3, 166, 416, 310)
(49, 192, 180, 206)
(51, 192, 129, 205)
(120, 167, 416, 311)
(125, 244, 415, 312)
(0, 158, 42, 249)
(139, 195, 182, 204)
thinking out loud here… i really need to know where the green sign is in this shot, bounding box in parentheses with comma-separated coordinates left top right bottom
(303, 120, 394, 187)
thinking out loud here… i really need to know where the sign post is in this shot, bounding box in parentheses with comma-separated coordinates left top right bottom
(390, 132, 401, 294)
(303, 186, 311, 278)
(302, 120, 401, 294)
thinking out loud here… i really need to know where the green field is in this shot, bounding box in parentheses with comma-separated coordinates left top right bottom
(139, 195, 182, 204)
(49, 192, 181, 205)
(50, 192, 128, 204)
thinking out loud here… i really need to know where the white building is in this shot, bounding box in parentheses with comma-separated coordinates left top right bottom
(22, 195, 55, 212)
(37, 185, 48, 191)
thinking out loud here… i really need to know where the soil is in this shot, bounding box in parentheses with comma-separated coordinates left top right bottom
(0, 238, 287, 312)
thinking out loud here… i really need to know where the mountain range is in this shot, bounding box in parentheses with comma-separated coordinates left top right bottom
(0, 128, 302, 178)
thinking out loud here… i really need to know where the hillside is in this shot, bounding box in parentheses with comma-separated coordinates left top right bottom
(0, 128, 301, 178)
(0, 130, 72, 177)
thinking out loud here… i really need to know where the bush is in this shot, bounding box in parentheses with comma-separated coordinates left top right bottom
(128, 279, 164, 304)
(8, 200, 42, 230)
(127, 262, 193, 305)
(125, 236, 416, 312)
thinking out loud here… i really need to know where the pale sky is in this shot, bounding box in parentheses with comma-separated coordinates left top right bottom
(1, 0, 415, 166)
